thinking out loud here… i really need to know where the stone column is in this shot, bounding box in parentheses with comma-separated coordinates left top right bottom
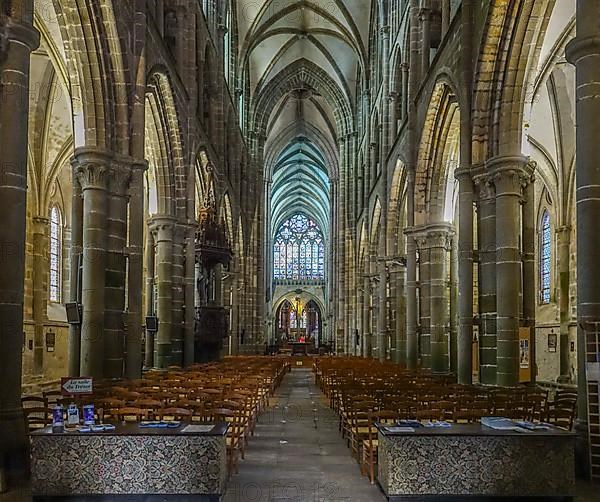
(428, 224, 453, 374)
(456, 169, 475, 382)
(230, 275, 242, 356)
(32, 216, 49, 374)
(441, 0, 451, 37)
(150, 216, 176, 368)
(125, 161, 146, 379)
(170, 224, 186, 367)
(457, 0, 475, 383)
(557, 225, 571, 378)
(363, 275, 371, 357)
(416, 235, 431, 369)
(389, 93, 398, 141)
(377, 260, 388, 362)
(144, 229, 155, 368)
(405, 190, 418, 368)
(475, 175, 497, 384)
(388, 267, 397, 362)
(68, 164, 83, 376)
(400, 63, 409, 122)
(419, 4, 431, 77)
(0, 1, 39, 482)
(183, 225, 196, 367)
(491, 156, 530, 387)
(75, 149, 110, 379)
(392, 266, 407, 365)
(521, 163, 536, 381)
(566, 4, 600, 475)
(450, 230, 459, 373)
(104, 160, 131, 378)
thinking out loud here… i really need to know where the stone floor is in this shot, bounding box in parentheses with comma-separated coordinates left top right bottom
(223, 369, 385, 502)
(2, 368, 598, 501)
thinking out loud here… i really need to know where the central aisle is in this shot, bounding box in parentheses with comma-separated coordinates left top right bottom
(224, 368, 385, 502)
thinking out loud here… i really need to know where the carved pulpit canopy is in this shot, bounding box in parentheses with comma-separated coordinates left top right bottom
(196, 170, 232, 268)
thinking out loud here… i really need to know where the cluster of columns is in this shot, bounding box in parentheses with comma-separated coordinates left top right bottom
(409, 223, 454, 374)
(67, 148, 147, 380)
(145, 216, 198, 369)
(395, 156, 535, 387)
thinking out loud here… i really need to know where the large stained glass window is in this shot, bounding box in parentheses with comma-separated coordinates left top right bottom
(49, 206, 62, 302)
(273, 214, 325, 280)
(540, 210, 551, 304)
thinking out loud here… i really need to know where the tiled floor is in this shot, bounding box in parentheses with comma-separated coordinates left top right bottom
(223, 369, 385, 502)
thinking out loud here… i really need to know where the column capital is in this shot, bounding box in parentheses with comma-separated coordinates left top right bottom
(132, 159, 149, 172)
(487, 155, 534, 196)
(108, 164, 132, 196)
(411, 222, 454, 250)
(379, 25, 391, 37)
(72, 148, 111, 190)
(148, 215, 177, 241)
(74, 159, 109, 191)
(473, 173, 495, 201)
(566, 36, 600, 65)
(32, 216, 49, 233)
(1, 17, 40, 54)
(454, 167, 473, 182)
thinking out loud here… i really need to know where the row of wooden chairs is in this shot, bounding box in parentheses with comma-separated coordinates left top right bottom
(314, 357, 578, 484)
(23, 356, 292, 476)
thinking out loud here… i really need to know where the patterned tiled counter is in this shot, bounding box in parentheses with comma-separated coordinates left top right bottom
(30, 422, 228, 501)
(377, 423, 575, 501)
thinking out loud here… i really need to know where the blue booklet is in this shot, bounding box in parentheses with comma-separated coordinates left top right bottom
(139, 421, 181, 428)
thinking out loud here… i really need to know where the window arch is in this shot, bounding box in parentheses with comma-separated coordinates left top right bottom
(273, 214, 325, 280)
(49, 206, 62, 303)
(540, 209, 551, 304)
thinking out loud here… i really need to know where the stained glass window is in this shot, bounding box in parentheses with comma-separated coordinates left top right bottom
(273, 214, 325, 280)
(49, 206, 61, 302)
(540, 210, 551, 304)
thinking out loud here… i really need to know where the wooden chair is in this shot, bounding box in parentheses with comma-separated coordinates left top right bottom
(112, 407, 147, 423)
(22, 396, 48, 409)
(158, 407, 192, 423)
(211, 408, 242, 476)
(132, 399, 163, 418)
(360, 410, 398, 483)
(349, 400, 378, 459)
(548, 402, 576, 430)
(42, 390, 62, 406)
(24, 406, 52, 432)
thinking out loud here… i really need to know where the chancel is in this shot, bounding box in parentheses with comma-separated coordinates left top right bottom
(0, 0, 599, 500)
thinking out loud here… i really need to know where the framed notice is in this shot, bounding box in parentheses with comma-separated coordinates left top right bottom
(548, 333, 557, 353)
(520, 339, 530, 368)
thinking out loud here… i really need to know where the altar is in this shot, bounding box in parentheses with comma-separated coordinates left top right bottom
(289, 341, 309, 356)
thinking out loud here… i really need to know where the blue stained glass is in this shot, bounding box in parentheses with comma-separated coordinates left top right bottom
(273, 214, 325, 280)
(540, 210, 551, 304)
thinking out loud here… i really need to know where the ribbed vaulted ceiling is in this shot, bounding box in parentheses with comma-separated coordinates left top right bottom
(271, 137, 330, 237)
(237, 1, 372, 239)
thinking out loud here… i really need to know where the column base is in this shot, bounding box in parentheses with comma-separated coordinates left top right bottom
(0, 407, 28, 487)
(574, 418, 590, 480)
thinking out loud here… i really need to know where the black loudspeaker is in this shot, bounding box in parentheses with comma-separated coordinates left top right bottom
(65, 303, 82, 325)
(145, 316, 159, 332)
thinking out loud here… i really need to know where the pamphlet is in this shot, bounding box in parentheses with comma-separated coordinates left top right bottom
(181, 424, 215, 433)
(384, 426, 415, 433)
